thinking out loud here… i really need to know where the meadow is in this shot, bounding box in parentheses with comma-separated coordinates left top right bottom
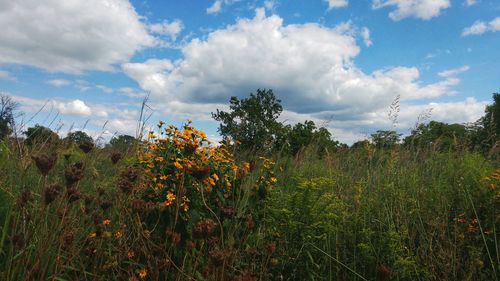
(0, 120, 498, 281)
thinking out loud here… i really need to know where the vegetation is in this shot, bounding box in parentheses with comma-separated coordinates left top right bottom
(0, 90, 498, 280)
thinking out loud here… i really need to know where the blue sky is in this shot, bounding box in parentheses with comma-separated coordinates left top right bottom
(0, 0, 499, 144)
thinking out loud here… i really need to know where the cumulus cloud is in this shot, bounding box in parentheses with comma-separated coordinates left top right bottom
(361, 27, 372, 47)
(0, 0, 155, 73)
(372, 0, 451, 21)
(46, 79, 72, 87)
(462, 17, 500, 36)
(122, 9, 483, 143)
(326, 0, 348, 10)
(149, 20, 183, 41)
(207, 0, 222, 14)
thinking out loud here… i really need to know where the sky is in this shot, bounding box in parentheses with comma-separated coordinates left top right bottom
(0, 0, 499, 144)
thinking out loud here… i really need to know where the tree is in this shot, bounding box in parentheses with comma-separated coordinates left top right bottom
(0, 94, 18, 139)
(370, 130, 401, 149)
(24, 125, 60, 146)
(65, 130, 93, 146)
(404, 121, 467, 151)
(470, 93, 500, 152)
(109, 134, 137, 151)
(212, 89, 283, 152)
(277, 120, 340, 155)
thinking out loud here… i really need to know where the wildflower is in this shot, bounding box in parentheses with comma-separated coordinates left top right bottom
(88, 232, 97, 238)
(103, 219, 111, 225)
(115, 231, 123, 239)
(127, 250, 135, 258)
(212, 173, 219, 181)
(174, 160, 183, 170)
(180, 196, 190, 212)
(139, 269, 147, 279)
(192, 218, 217, 238)
(165, 191, 176, 206)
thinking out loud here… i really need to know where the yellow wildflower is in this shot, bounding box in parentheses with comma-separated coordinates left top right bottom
(127, 250, 135, 258)
(165, 191, 176, 206)
(139, 269, 147, 279)
(115, 231, 123, 239)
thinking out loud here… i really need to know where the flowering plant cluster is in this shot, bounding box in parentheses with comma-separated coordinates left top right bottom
(136, 121, 278, 278)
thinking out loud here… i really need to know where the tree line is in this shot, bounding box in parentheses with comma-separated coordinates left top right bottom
(1, 91, 499, 157)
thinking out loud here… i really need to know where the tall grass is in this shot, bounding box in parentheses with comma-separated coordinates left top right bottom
(0, 133, 498, 280)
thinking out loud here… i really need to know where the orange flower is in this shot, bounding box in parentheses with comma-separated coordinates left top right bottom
(139, 269, 147, 279)
(103, 219, 111, 225)
(165, 191, 176, 206)
(128, 250, 135, 258)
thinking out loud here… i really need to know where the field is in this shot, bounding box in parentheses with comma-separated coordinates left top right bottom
(0, 123, 498, 281)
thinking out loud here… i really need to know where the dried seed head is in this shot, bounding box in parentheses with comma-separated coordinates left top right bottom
(43, 183, 61, 205)
(166, 229, 181, 244)
(208, 249, 226, 267)
(100, 200, 112, 211)
(79, 140, 94, 153)
(66, 187, 81, 203)
(121, 166, 139, 182)
(117, 179, 134, 194)
(65, 162, 84, 187)
(110, 152, 122, 164)
(192, 218, 218, 239)
(266, 242, 276, 255)
(376, 265, 391, 281)
(220, 206, 235, 217)
(16, 191, 32, 209)
(245, 214, 255, 230)
(32, 153, 57, 176)
(131, 199, 146, 212)
(186, 240, 196, 251)
(189, 166, 211, 180)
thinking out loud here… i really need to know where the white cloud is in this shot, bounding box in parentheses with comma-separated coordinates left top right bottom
(149, 20, 183, 41)
(326, 0, 348, 10)
(0, 70, 15, 81)
(54, 100, 92, 116)
(207, 0, 222, 14)
(0, 0, 155, 73)
(372, 0, 451, 21)
(46, 79, 71, 87)
(462, 17, 500, 36)
(264, 0, 277, 11)
(361, 27, 372, 47)
(438, 65, 470, 78)
(96, 85, 114, 94)
(465, 0, 477, 6)
(122, 9, 481, 143)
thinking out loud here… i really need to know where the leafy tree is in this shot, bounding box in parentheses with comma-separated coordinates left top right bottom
(109, 134, 137, 151)
(277, 120, 340, 155)
(0, 94, 18, 139)
(65, 130, 93, 146)
(24, 125, 60, 146)
(212, 89, 283, 152)
(404, 121, 467, 151)
(469, 93, 500, 153)
(370, 130, 401, 149)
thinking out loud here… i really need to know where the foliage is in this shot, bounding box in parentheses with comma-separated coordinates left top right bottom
(212, 89, 283, 152)
(109, 134, 137, 151)
(276, 120, 341, 156)
(24, 125, 60, 147)
(404, 121, 467, 151)
(0, 94, 18, 139)
(64, 130, 93, 146)
(370, 130, 401, 148)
